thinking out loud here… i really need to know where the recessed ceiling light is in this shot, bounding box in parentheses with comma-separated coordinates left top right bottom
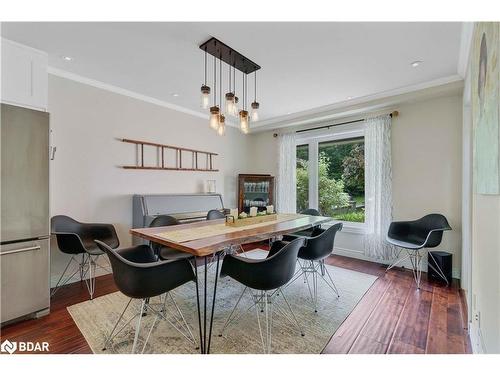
(411, 60, 423, 68)
(62, 56, 73, 61)
(172, 93, 179, 97)
(347, 96, 353, 100)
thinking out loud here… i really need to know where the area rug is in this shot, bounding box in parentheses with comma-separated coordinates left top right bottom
(67, 250, 377, 354)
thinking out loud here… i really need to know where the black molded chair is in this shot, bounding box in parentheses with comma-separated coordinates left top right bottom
(206, 209, 225, 220)
(282, 208, 322, 240)
(285, 223, 343, 312)
(51, 215, 119, 299)
(385, 214, 452, 289)
(95, 240, 196, 353)
(218, 238, 305, 353)
(300, 208, 321, 216)
(149, 215, 193, 260)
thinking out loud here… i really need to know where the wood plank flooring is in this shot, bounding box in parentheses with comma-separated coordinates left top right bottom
(322, 255, 471, 354)
(0, 248, 471, 354)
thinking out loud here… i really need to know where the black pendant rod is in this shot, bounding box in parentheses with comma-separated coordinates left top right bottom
(232, 64, 235, 93)
(219, 53, 222, 111)
(254, 71, 257, 102)
(213, 54, 216, 106)
(228, 52, 231, 93)
(204, 48, 207, 85)
(242, 72, 246, 111)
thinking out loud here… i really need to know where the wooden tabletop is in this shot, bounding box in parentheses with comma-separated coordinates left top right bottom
(130, 214, 331, 257)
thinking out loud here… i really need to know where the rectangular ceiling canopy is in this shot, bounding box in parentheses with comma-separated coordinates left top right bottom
(199, 37, 261, 74)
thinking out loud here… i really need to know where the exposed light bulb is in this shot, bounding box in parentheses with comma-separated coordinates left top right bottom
(217, 114, 226, 136)
(200, 85, 210, 109)
(209, 106, 220, 130)
(239, 110, 249, 134)
(225, 93, 235, 116)
(231, 96, 239, 117)
(251, 101, 260, 122)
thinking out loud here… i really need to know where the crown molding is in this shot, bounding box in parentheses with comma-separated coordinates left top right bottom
(49, 66, 463, 134)
(250, 75, 464, 133)
(457, 22, 475, 78)
(48, 67, 209, 120)
(47, 67, 241, 127)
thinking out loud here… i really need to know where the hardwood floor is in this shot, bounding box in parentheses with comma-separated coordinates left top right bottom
(0, 248, 471, 354)
(322, 255, 472, 354)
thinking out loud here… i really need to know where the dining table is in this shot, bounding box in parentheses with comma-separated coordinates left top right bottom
(129, 213, 331, 354)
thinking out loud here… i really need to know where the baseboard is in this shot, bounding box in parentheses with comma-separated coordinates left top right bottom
(333, 246, 461, 279)
(469, 322, 485, 353)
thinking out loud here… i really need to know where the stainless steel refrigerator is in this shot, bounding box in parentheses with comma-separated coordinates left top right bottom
(1, 103, 50, 324)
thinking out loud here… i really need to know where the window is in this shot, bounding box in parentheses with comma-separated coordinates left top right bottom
(296, 144, 309, 212)
(318, 138, 364, 222)
(296, 126, 365, 223)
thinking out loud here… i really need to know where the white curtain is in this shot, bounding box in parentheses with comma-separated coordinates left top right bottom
(277, 132, 297, 213)
(364, 114, 395, 260)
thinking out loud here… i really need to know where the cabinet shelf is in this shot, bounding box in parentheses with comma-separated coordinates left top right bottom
(238, 174, 275, 214)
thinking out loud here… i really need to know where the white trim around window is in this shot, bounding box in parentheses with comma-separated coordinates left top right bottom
(296, 122, 366, 233)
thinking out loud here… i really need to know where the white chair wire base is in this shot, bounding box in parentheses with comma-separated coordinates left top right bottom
(218, 287, 304, 353)
(386, 248, 450, 289)
(286, 259, 340, 312)
(51, 253, 111, 299)
(102, 292, 197, 354)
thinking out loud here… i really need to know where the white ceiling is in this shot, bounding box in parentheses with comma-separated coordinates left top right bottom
(1, 22, 463, 127)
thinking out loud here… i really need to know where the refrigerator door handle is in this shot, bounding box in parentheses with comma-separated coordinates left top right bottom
(0, 245, 41, 256)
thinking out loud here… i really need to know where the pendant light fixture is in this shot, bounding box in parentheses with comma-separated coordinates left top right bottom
(225, 53, 236, 116)
(209, 54, 220, 130)
(225, 94, 235, 115)
(231, 65, 239, 117)
(239, 72, 249, 134)
(217, 114, 226, 136)
(217, 53, 226, 136)
(199, 37, 261, 135)
(233, 95, 239, 117)
(233, 66, 240, 118)
(200, 48, 210, 109)
(251, 71, 260, 122)
(209, 106, 220, 130)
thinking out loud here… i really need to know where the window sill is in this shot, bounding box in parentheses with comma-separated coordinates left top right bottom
(322, 219, 366, 234)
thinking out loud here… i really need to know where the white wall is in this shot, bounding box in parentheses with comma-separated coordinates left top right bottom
(465, 22, 500, 354)
(391, 95, 462, 273)
(248, 93, 463, 276)
(48, 75, 249, 285)
(471, 194, 500, 352)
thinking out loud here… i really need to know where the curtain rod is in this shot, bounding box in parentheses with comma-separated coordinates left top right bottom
(273, 110, 399, 137)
